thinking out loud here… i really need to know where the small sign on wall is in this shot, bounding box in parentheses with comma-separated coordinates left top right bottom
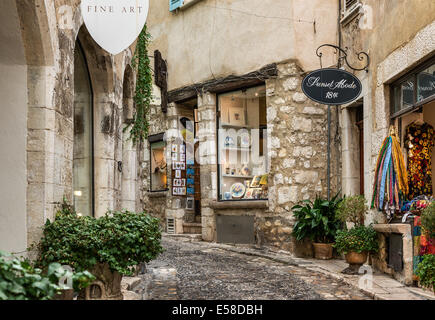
(301, 68, 362, 105)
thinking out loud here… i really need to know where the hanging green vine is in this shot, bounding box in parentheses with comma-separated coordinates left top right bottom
(124, 24, 153, 144)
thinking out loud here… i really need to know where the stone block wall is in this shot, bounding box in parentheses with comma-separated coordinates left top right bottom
(259, 60, 341, 251)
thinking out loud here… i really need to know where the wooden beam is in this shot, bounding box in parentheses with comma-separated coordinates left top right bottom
(168, 63, 277, 103)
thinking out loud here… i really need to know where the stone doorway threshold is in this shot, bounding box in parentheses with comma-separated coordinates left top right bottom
(164, 233, 434, 300)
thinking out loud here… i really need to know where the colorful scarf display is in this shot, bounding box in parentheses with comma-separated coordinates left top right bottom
(371, 134, 408, 212)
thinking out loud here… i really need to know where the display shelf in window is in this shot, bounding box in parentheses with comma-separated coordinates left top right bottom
(217, 86, 268, 201)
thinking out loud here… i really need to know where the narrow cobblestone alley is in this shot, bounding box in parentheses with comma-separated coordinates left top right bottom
(138, 237, 370, 300)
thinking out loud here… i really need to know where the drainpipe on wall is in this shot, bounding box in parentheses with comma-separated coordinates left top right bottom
(336, 0, 343, 197)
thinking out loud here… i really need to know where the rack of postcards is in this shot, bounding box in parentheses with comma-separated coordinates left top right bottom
(171, 143, 186, 196)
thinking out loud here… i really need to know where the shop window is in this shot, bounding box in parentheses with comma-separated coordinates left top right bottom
(217, 86, 268, 201)
(391, 58, 435, 118)
(150, 136, 167, 192)
(73, 41, 94, 217)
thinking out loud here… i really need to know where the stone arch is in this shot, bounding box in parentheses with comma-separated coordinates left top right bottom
(0, 0, 55, 254)
(74, 24, 117, 218)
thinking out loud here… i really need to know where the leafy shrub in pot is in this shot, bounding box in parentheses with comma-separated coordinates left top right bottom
(0, 251, 94, 300)
(333, 195, 380, 273)
(421, 202, 435, 239)
(335, 195, 367, 227)
(415, 254, 435, 293)
(35, 206, 164, 299)
(334, 225, 379, 274)
(334, 225, 379, 255)
(292, 193, 343, 259)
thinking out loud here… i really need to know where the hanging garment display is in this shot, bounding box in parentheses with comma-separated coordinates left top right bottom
(371, 127, 408, 218)
(405, 122, 434, 199)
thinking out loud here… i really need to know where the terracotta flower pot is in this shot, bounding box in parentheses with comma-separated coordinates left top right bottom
(341, 251, 368, 274)
(345, 251, 368, 265)
(313, 243, 333, 260)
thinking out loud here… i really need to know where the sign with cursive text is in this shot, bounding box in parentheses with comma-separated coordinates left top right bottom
(302, 68, 362, 105)
(81, 0, 149, 55)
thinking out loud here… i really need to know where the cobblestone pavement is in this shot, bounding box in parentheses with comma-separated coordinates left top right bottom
(141, 237, 370, 300)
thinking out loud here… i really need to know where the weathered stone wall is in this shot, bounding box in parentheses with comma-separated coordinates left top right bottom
(340, 2, 435, 224)
(0, 0, 143, 254)
(259, 60, 341, 252)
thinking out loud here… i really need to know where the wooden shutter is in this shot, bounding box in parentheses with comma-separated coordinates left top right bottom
(345, 0, 358, 11)
(170, 0, 183, 11)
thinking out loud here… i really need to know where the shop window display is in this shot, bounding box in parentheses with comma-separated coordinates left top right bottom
(150, 140, 167, 191)
(382, 59, 435, 277)
(217, 86, 268, 201)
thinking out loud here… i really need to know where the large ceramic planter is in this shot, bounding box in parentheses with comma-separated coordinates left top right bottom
(345, 251, 368, 265)
(342, 251, 368, 274)
(54, 289, 74, 300)
(313, 243, 333, 260)
(78, 263, 123, 300)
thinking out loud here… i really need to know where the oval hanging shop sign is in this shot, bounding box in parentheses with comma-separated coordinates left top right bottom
(81, 0, 149, 55)
(301, 68, 362, 105)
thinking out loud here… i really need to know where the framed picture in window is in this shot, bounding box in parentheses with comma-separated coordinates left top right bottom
(244, 188, 254, 199)
(229, 107, 245, 126)
(250, 175, 261, 188)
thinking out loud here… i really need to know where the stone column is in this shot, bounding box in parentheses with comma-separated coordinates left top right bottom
(121, 134, 137, 211)
(197, 92, 217, 242)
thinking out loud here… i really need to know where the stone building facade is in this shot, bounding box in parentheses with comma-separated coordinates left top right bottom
(143, 0, 341, 252)
(0, 0, 143, 255)
(339, 0, 435, 284)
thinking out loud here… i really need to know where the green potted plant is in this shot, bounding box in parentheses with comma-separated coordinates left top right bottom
(292, 193, 343, 260)
(334, 225, 379, 273)
(0, 251, 94, 300)
(421, 202, 435, 239)
(415, 203, 435, 292)
(334, 195, 379, 273)
(415, 254, 435, 294)
(34, 204, 164, 300)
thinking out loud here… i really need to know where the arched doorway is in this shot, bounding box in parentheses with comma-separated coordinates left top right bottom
(73, 41, 94, 217)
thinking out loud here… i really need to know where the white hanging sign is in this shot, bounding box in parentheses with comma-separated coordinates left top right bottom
(81, 0, 149, 55)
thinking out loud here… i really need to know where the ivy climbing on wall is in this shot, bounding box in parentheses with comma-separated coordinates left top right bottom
(124, 24, 153, 144)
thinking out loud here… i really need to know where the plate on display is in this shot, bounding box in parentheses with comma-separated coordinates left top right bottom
(230, 183, 246, 199)
(240, 132, 251, 148)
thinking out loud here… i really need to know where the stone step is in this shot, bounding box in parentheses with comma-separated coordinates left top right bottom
(121, 276, 142, 291)
(183, 222, 202, 234)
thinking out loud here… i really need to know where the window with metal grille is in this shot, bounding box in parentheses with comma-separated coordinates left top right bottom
(167, 218, 176, 234)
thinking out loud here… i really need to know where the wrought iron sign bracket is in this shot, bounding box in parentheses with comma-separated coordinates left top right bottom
(316, 44, 370, 72)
